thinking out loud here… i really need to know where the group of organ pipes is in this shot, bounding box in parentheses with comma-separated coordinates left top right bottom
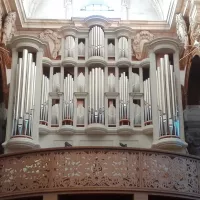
(38, 58, 180, 138)
(38, 67, 153, 128)
(10, 25, 180, 138)
(12, 49, 36, 136)
(10, 49, 180, 138)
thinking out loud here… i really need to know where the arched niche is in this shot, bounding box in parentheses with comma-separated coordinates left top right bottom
(187, 55, 200, 105)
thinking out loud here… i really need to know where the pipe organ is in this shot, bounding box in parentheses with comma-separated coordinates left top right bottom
(78, 41, 85, 58)
(118, 37, 128, 59)
(13, 49, 36, 136)
(7, 32, 186, 153)
(63, 74, 74, 125)
(89, 68, 104, 124)
(144, 78, 152, 125)
(108, 42, 115, 58)
(132, 73, 140, 92)
(40, 75, 49, 125)
(89, 26, 104, 57)
(108, 73, 115, 92)
(77, 72, 85, 92)
(156, 55, 179, 137)
(65, 36, 75, 58)
(53, 72, 61, 92)
(119, 72, 129, 124)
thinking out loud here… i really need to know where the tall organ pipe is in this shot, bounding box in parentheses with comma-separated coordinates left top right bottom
(63, 74, 74, 124)
(12, 49, 37, 136)
(89, 26, 104, 57)
(118, 37, 128, 59)
(65, 36, 75, 58)
(119, 72, 129, 121)
(40, 75, 49, 124)
(143, 78, 152, 124)
(156, 55, 179, 137)
(89, 68, 104, 124)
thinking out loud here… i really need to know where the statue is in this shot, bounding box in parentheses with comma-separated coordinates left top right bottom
(176, 13, 189, 50)
(2, 12, 16, 45)
(39, 29, 61, 59)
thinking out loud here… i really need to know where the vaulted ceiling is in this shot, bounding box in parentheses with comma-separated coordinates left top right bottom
(21, 0, 175, 21)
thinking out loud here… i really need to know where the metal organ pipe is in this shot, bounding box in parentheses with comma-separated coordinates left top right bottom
(65, 36, 75, 58)
(119, 72, 129, 121)
(108, 73, 115, 92)
(63, 74, 74, 125)
(156, 55, 179, 137)
(89, 68, 104, 124)
(143, 78, 152, 124)
(13, 49, 37, 136)
(89, 26, 104, 57)
(40, 75, 49, 125)
(118, 37, 128, 59)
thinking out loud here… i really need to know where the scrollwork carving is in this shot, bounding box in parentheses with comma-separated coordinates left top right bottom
(39, 29, 61, 59)
(176, 13, 189, 49)
(1, 12, 16, 45)
(132, 31, 155, 60)
(0, 148, 199, 198)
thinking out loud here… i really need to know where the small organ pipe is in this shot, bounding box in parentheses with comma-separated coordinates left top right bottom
(89, 26, 104, 57)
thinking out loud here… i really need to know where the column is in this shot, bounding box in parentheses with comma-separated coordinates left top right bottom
(105, 66, 108, 127)
(128, 38, 132, 60)
(134, 193, 148, 200)
(85, 37, 89, 60)
(115, 66, 119, 127)
(48, 98, 52, 128)
(5, 48, 18, 141)
(129, 66, 133, 127)
(149, 51, 159, 141)
(115, 38, 119, 61)
(85, 67, 89, 126)
(75, 37, 78, 60)
(32, 50, 44, 143)
(140, 67, 144, 127)
(50, 66, 53, 92)
(174, 51, 185, 141)
(73, 66, 78, 127)
(61, 37, 65, 60)
(105, 96, 108, 127)
(43, 194, 58, 200)
(104, 37, 108, 60)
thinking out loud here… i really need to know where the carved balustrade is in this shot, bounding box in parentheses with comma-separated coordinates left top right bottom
(0, 147, 199, 199)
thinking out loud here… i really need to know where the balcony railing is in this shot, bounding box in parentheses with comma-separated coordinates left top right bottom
(0, 147, 199, 199)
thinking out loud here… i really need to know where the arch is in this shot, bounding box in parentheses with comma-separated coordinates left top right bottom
(186, 55, 200, 105)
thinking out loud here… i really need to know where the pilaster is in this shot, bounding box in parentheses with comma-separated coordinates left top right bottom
(5, 48, 17, 142)
(149, 51, 159, 141)
(32, 49, 44, 143)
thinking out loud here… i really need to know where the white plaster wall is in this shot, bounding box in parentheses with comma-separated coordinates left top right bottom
(39, 133, 153, 148)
